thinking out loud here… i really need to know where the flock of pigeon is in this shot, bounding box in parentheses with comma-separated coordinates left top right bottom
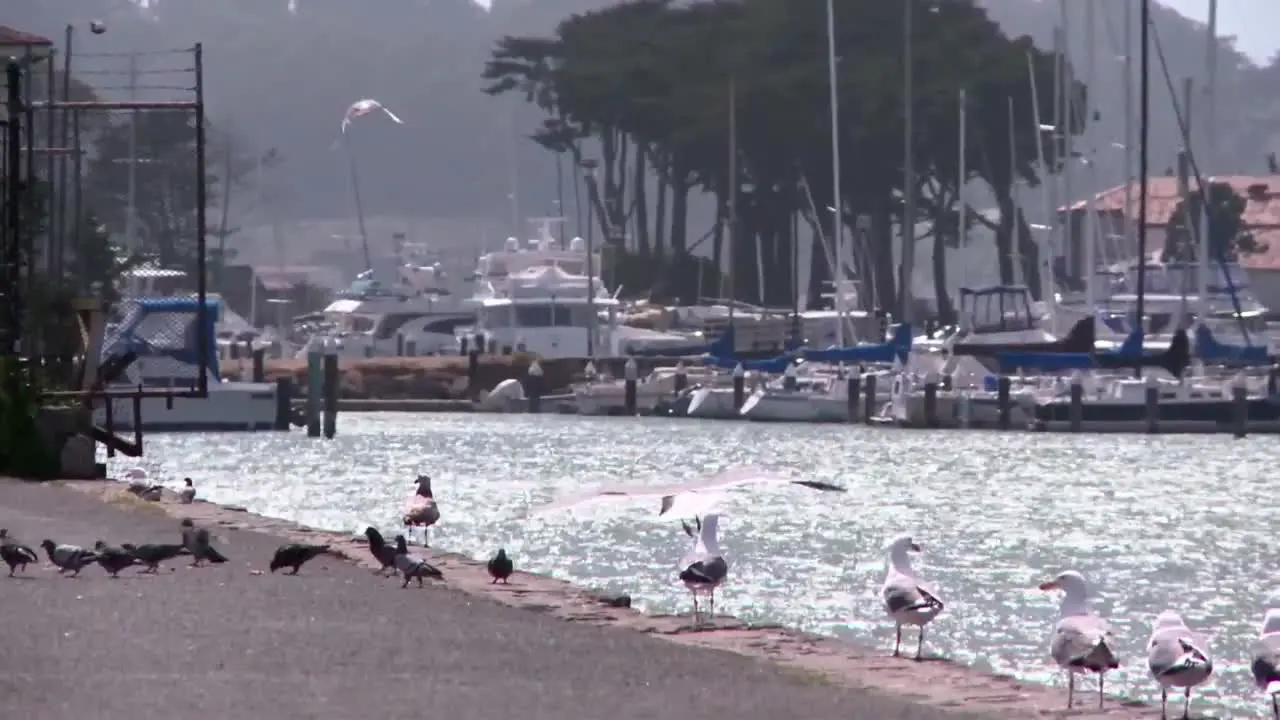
(537, 467, 1280, 719)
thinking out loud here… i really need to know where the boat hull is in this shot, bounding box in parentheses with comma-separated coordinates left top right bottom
(740, 391, 849, 423)
(92, 382, 278, 432)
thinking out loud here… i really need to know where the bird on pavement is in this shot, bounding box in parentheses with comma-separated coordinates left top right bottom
(393, 534, 443, 588)
(0, 529, 38, 577)
(178, 478, 197, 504)
(120, 542, 190, 573)
(269, 543, 331, 575)
(180, 518, 228, 566)
(40, 539, 97, 576)
(881, 534, 945, 660)
(93, 540, 142, 578)
(487, 549, 513, 584)
(364, 526, 398, 576)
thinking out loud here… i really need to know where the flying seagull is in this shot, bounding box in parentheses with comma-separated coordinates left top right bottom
(1039, 570, 1120, 710)
(881, 534, 945, 660)
(532, 466, 845, 516)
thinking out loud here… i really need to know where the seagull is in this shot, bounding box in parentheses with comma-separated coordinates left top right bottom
(487, 549, 513, 584)
(392, 534, 443, 588)
(269, 543, 331, 575)
(532, 465, 846, 516)
(402, 475, 441, 547)
(880, 535, 944, 659)
(1251, 608, 1280, 720)
(93, 540, 142, 578)
(40, 539, 97, 576)
(678, 514, 729, 622)
(180, 518, 228, 566)
(1039, 570, 1119, 710)
(120, 542, 190, 573)
(0, 529, 38, 577)
(178, 478, 196, 504)
(1146, 610, 1213, 720)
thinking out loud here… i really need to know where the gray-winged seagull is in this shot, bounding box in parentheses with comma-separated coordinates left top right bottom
(1146, 609, 1212, 720)
(880, 534, 944, 659)
(1039, 570, 1119, 710)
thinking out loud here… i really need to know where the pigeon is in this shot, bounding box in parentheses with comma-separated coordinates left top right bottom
(393, 534, 443, 588)
(180, 518, 228, 566)
(92, 540, 142, 578)
(178, 478, 196, 504)
(881, 534, 945, 660)
(364, 526, 397, 575)
(120, 542, 190, 573)
(40, 539, 97, 576)
(269, 543, 331, 575)
(0, 529, 38, 577)
(487, 549, 513, 584)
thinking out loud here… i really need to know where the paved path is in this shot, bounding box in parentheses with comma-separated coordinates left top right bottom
(0, 480, 973, 720)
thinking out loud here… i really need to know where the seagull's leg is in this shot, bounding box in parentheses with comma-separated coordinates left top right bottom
(708, 589, 715, 618)
(1097, 673, 1104, 709)
(1159, 688, 1167, 720)
(1182, 687, 1190, 720)
(1066, 673, 1073, 710)
(892, 624, 901, 657)
(915, 627, 924, 660)
(691, 592, 700, 623)
(1272, 692, 1279, 720)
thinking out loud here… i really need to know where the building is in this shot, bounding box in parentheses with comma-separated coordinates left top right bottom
(0, 25, 53, 64)
(1058, 175, 1280, 308)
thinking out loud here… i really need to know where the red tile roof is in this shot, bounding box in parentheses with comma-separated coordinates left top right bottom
(0, 26, 53, 46)
(1062, 175, 1280, 271)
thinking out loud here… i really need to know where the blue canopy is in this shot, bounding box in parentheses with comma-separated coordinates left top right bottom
(1194, 324, 1268, 366)
(801, 323, 912, 365)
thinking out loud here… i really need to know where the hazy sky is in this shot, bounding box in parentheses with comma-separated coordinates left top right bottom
(1161, 0, 1279, 63)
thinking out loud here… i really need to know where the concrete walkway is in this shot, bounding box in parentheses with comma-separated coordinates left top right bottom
(0, 480, 970, 720)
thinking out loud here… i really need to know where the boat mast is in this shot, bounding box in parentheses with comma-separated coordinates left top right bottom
(1135, 0, 1151, 378)
(1196, 0, 1217, 317)
(727, 77, 737, 326)
(827, 0, 844, 346)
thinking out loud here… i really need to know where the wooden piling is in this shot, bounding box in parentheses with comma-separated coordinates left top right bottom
(862, 373, 877, 425)
(624, 357, 638, 415)
(322, 352, 339, 439)
(731, 363, 745, 411)
(846, 374, 861, 423)
(923, 372, 939, 428)
(273, 377, 293, 431)
(1232, 377, 1248, 439)
(1144, 375, 1160, 434)
(996, 376, 1011, 431)
(526, 360, 544, 413)
(305, 348, 323, 438)
(1068, 373, 1083, 433)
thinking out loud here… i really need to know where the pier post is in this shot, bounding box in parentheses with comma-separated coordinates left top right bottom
(396, 333, 405, 356)
(673, 361, 688, 394)
(1232, 375, 1248, 439)
(923, 372, 939, 428)
(624, 357, 639, 415)
(863, 373, 877, 425)
(525, 360, 544, 413)
(782, 363, 798, 391)
(251, 348, 266, 383)
(846, 374, 861, 423)
(487, 335, 499, 355)
(732, 363, 746, 411)
(1144, 374, 1160, 434)
(1068, 372, 1084, 433)
(459, 335, 469, 356)
(322, 351, 339, 439)
(467, 343, 481, 399)
(584, 360, 598, 382)
(405, 339, 417, 356)
(273, 377, 293, 430)
(1269, 365, 1278, 396)
(363, 345, 374, 358)
(305, 346, 323, 438)
(996, 376, 1011, 431)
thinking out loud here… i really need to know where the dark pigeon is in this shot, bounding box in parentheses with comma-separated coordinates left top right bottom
(180, 518, 228, 566)
(393, 534, 443, 588)
(120, 542, 190, 573)
(40, 540, 97, 576)
(93, 540, 141, 578)
(487, 549, 513, 584)
(0, 529, 38, 577)
(364, 527, 397, 575)
(269, 543, 331, 575)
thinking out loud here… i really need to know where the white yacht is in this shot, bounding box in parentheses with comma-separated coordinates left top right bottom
(463, 222, 694, 358)
(296, 241, 473, 358)
(94, 297, 278, 432)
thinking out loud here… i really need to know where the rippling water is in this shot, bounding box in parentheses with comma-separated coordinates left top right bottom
(105, 414, 1279, 717)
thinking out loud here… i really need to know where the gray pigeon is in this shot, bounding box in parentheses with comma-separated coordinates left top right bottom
(269, 543, 330, 575)
(393, 534, 443, 588)
(92, 540, 142, 578)
(120, 542, 191, 573)
(180, 518, 228, 566)
(487, 549, 513, 584)
(40, 539, 97, 576)
(0, 529, 38, 577)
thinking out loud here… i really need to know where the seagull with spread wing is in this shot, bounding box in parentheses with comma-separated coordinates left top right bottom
(532, 465, 846, 517)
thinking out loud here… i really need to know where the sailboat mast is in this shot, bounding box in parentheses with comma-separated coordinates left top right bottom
(727, 77, 737, 324)
(827, 0, 844, 346)
(1196, 0, 1217, 315)
(1135, 0, 1151, 378)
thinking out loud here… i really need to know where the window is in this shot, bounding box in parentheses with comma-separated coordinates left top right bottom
(514, 305, 555, 327)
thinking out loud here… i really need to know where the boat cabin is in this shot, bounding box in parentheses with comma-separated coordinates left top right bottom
(957, 285, 1037, 333)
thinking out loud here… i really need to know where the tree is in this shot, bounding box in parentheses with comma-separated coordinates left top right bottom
(1163, 181, 1268, 262)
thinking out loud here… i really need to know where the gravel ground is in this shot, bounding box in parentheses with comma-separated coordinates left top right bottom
(0, 480, 976, 720)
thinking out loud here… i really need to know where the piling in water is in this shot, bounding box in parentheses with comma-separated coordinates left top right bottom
(673, 362, 687, 394)
(1068, 374, 1083, 433)
(526, 360, 544, 413)
(923, 372, 939, 428)
(1144, 375, 1159, 434)
(274, 377, 293, 431)
(846, 374, 861, 423)
(624, 357, 638, 415)
(322, 353, 339, 439)
(251, 348, 266, 383)
(996, 376, 1011, 431)
(305, 349, 323, 438)
(862, 374, 877, 425)
(1232, 378, 1248, 439)
(732, 363, 745, 411)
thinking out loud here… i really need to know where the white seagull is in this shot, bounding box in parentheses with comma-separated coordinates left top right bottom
(880, 534, 944, 659)
(1251, 608, 1280, 720)
(532, 465, 845, 517)
(677, 514, 728, 622)
(1146, 610, 1213, 720)
(1038, 570, 1119, 710)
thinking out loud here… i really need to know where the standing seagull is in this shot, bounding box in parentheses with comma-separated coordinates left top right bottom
(1147, 610, 1213, 720)
(1038, 570, 1120, 710)
(1251, 608, 1280, 720)
(0, 529, 38, 577)
(402, 475, 441, 547)
(180, 518, 228, 566)
(678, 514, 729, 622)
(880, 534, 945, 659)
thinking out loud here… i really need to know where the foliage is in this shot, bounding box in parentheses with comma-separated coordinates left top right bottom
(1162, 181, 1268, 262)
(0, 357, 57, 479)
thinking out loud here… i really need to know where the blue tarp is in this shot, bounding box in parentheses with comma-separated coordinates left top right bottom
(1194, 325, 1268, 366)
(102, 297, 222, 380)
(994, 329, 1146, 373)
(800, 324, 913, 365)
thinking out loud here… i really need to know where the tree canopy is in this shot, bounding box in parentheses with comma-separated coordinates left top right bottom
(484, 0, 1087, 314)
(1163, 181, 1269, 262)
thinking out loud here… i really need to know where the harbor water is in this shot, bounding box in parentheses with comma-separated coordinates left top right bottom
(107, 413, 1278, 717)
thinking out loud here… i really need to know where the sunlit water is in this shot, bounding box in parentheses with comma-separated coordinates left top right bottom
(105, 414, 1280, 717)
